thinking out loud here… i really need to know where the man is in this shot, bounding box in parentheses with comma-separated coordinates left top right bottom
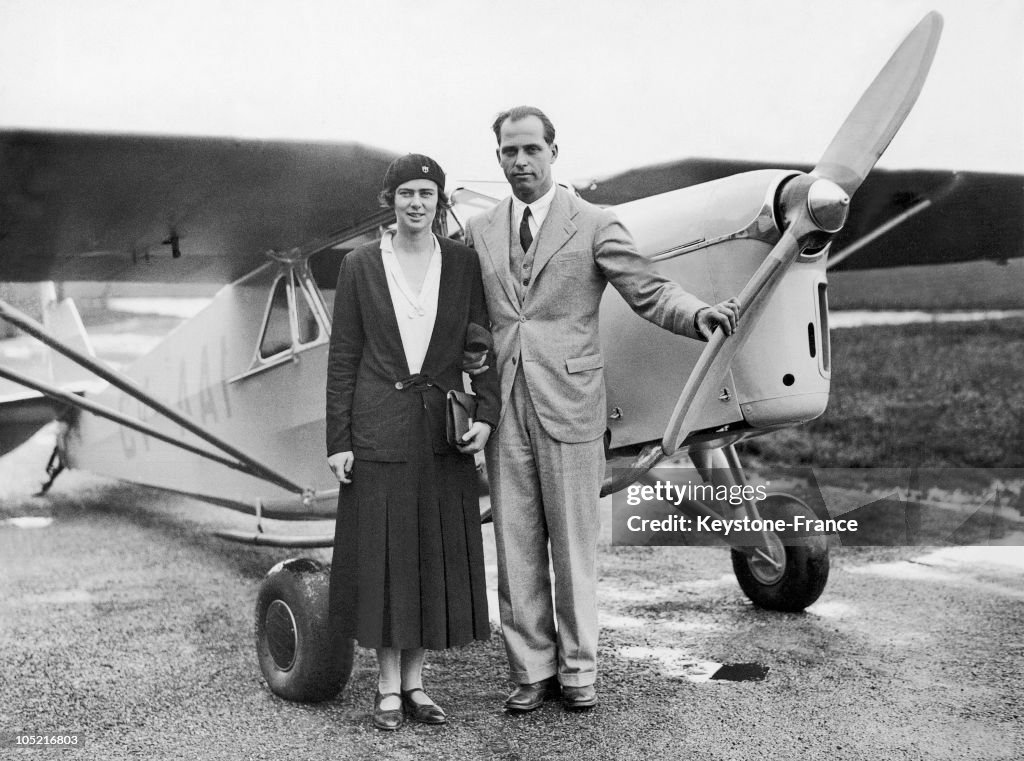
(463, 106, 739, 712)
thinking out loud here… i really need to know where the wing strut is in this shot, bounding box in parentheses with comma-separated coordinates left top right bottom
(0, 364, 271, 477)
(0, 298, 307, 495)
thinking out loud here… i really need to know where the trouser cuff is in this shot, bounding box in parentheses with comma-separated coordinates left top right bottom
(556, 671, 596, 688)
(509, 665, 557, 684)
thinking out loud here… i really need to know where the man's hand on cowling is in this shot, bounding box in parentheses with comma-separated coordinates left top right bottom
(696, 297, 741, 340)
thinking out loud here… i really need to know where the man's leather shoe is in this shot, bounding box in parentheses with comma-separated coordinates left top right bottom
(401, 688, 447, 725)
(504, 676, 560, 712)
(562, 684, 598, 711)
(373, 691, 404, 730)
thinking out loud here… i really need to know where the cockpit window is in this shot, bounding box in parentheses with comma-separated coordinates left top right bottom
(259, 277, 291, 359)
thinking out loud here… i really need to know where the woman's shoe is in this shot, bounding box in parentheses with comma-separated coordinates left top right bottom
(373, 691, 404, 731)
(401, 688, 448, 725)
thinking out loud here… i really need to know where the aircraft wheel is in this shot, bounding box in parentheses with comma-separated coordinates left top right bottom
(731, 494, 829, 612)
(254, 557, 353, 702)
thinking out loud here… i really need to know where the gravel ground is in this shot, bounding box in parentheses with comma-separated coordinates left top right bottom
(1, 434, 1022, 760)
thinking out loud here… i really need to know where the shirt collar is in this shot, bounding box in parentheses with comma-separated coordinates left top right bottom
(379, 229, 440, 257)
(512, 182, 558, 224)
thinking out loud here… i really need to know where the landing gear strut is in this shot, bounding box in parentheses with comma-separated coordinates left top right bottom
(730, 493, 830, 612)
(692, 445, 829, 612)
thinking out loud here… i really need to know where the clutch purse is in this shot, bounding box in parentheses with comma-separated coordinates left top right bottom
(446, 389, 477, 447)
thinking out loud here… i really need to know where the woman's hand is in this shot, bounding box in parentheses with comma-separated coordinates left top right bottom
(328, 451, 355, 484)
(456, 421, 491, 454)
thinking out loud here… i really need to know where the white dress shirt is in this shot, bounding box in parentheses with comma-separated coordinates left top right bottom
(380, 230, 442, 374)
(511, 182, 558, 245)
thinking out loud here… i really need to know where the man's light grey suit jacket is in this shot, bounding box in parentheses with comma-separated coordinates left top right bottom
(465, 185, 706, 444)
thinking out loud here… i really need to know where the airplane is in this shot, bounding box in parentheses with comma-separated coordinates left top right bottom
(0, 11, 1018, 702)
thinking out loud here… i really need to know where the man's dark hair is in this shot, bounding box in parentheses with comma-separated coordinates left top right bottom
(492, 106, 556, 146)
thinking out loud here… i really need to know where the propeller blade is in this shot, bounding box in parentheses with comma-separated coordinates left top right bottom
(662, 14, 943, 457)
(813, 11, 943, 195)
(662, 224, 806, 455)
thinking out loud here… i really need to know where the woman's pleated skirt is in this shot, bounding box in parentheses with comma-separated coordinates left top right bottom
(329, 410, 489, 650)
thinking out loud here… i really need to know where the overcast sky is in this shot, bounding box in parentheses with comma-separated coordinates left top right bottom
(1, 0, 1021, 184)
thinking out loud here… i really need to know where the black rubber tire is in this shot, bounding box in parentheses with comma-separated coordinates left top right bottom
(254, 557, 353, 702)
(731, 494, 830, 612)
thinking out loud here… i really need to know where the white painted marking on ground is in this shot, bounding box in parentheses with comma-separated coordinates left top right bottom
(617, 645, 722, 681)
(845, 560, 963, 582)
(807, 600, 858, 619)
(601, 613, 725, 635)
(915, 543, 1024, 570)
(600, 612, 646, 629)
(678, 660, 725, 683)
(846, 551, 1024, 599)
(676, 574, 737, 591)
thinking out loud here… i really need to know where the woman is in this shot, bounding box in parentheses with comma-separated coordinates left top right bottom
(325, 154, 498, 730)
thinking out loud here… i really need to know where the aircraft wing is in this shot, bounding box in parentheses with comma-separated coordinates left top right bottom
(0, 130, 398, 284)
(579, 158, 1024, 270)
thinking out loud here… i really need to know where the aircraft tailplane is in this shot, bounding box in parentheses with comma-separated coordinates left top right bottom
(39, 283, 96, 387)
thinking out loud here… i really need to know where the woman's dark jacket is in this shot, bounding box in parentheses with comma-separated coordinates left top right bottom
(325, 237, 499, 462)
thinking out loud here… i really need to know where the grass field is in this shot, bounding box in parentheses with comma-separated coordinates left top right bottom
(741, 316, 1024, 473)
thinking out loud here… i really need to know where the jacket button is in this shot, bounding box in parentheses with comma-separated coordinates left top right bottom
(519, 316, 527, 323)
(512, 357, 517, 365)
(395, 382, 404, 389)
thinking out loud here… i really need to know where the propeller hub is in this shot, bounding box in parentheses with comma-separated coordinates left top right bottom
(806, 179, 850, 233)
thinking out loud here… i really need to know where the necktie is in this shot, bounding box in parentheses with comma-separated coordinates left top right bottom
(519, 207, 534, 252)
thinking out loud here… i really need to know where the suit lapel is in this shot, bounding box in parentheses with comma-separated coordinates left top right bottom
(480, 197, 519, 308)
(421, 241, 453, 374)
(530, 186, 578, 280)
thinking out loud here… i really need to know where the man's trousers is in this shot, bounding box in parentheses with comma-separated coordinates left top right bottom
(486, 368, 604, 687)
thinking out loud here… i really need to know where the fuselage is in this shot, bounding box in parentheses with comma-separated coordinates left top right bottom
(63, 170, 832, 508)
